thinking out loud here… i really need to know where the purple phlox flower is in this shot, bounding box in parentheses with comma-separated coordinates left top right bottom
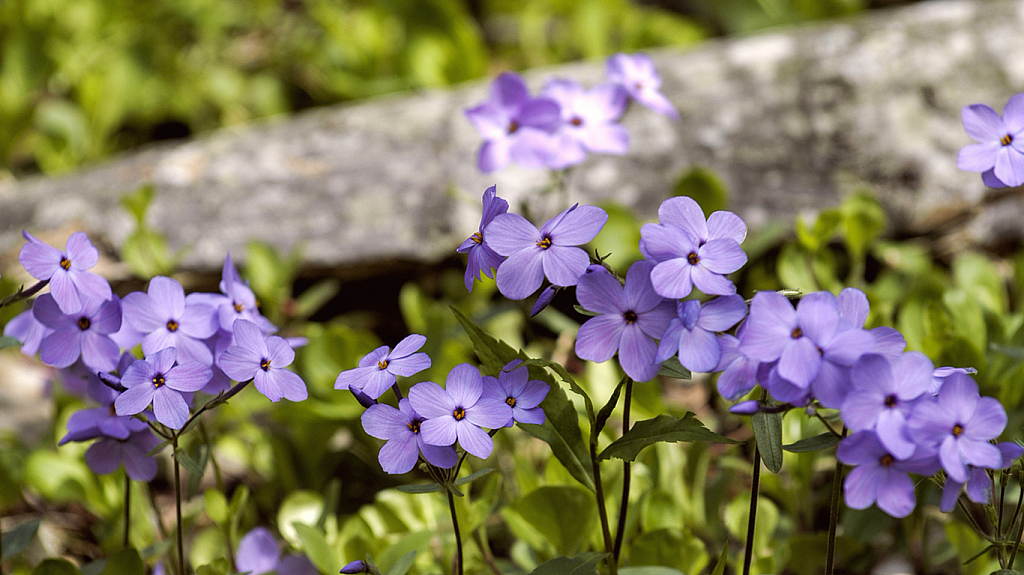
(655, 196, 746, 246)
(349, 386, 376, 409)
(656, 294, 747, 374)
(361, 398, 458, 474)
(957, 93, 1024, 187)
(409, 364, 513, 459)
(907, 371, 1006, 483)
(341, 560, 370, 574)
(218, 319, 307, 403)
(574, 260, 675, 382)
(122, 276, 218, 365)
(115, 347, 213, 429)
(940, 443, 1024, 512)
(714, 333, 761, 401)
(334, 334, 431, 400)
(530, 285, 559, 317)
(606, 52, 678, 119)
(728, 400, 761, 415)
(59, 403, 150, 445)
(236, 527, 317, 575)
(33, 293, 121, 372)
(836, 287, 906, 359)
(19, 231, 112, 314)
(214, 254, 277, 334)
(540, 78, 629, 168)
(457, 185, 509, 291)
(4, 307, 51, 356)
(837, 430, 940, 518)
(485, 203, 608, 300)
(465, 72, 562, 172)
(482, 360, 549, 427)
(840, 352, 934, 460)
(929, 366, 977, 395)
(201, 364, 232, 395)
(85, 428, 162, 481)
(639, 215, 747, 299)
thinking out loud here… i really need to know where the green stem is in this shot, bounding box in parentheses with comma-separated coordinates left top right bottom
(742, 443, 761, 575)
(124, 472, 131, 548)
(613, 379, 633, 561)
(824, 428, 849, 575)
(173, 434, 185, 575)
(590, 440, 617, 575)
(447, 489, 463, 575)
(1008, 469, 1024, 569)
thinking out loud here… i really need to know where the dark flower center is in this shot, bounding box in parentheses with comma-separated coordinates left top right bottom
(633, 82, 643, 91)
(60, 256, 71, 271)
(453, 406, 466, 421)
(234, 302, 244, 313)
(623, 310, 638, 324)
(687, 252, 699, 265)
(884, 394, 898, 408)
(260, 358, 271, 371)
(77, 317, 91, 331)
(536, 236, 553, 249)
(378, 359, 389, 370)
(506, 396, 516, 408)
(952, 423, 964, 437)
(471, 231, 483, 245)
(507, 120, 519, 134)
(570, 116, 583, 127)
(791, 327, 803, 339)
(109, 404, 117, 416)
(1001, 134, 1013, 146)
(166, 320, 179, 332)
(152, 374, 166, 388)
(880, 454, 894, 467)
(408, 419, 422, 434)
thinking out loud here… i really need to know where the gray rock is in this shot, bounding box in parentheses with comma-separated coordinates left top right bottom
(1, 0, 1022, 274)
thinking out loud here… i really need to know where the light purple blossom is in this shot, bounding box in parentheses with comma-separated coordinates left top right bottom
(957, 93, 1024, 187)
(211, 254, 276, 334)
(334, 334, 431, 399)
(714, 333, 760, 401)
(940, 442, 1024, 512)
(4, 307, 51, 356)
(218, 319, 307, 403)
(929, 366, 977, 395)
(361, 398, 458, 474)
(85, 429, 162, 481)
(19, 231, 112, 314)
(837, 430, 940, 518)
(654, 196, 746, 247)
(656, 295, 747, 374)
(485, 203, 608, 300)
(540, 79, 628, 168)
(530, 285, 558, 317)
(33, 293, 122, 372)
(236, 527, 317, 575)
(465, 72, 562, 172)
(606, 53, 678, 119)
(481, 360, 549, 427)
(114, 347, 213, 429)
(122, 276, 219, 365)
(457, 186, 509, 291)
(409, 364, 513, 459)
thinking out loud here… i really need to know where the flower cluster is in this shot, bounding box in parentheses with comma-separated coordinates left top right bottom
(466, 52, 676, 172)
(5, 232, 308, 479)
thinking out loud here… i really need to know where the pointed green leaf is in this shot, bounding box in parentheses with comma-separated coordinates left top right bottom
(520, 357, 596, 426)
(175, 448, 205, 477)
(619, 568, 687, 575)
(599, 413, 738, 462)
(657, 356, 692, 380)
(385, 551, 417, 575)
(752, 411, 784, 473)
(450, 305, 521, 374)
(783, 432, 841, 453)
(395, 483, 444, 494)
(0, 336, 22, 350)
(518, 381, 594, 492)
(711, 545, 728, 575)
(594, 376, 628, 436)
(573, 304, 600, 317)
(195, 559, 230, 575)
(293, 522, 340, 574)
(2, 518, 40, 561)
(453, 467, 495, 486)
(100, 548, 144, 575)
(529, 552, 608, 575)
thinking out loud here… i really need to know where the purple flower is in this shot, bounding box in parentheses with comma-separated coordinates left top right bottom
(714, 334, 761, 401)
(957, 93, 1024, 187)
(837, 430, 940, 518)
(840, 352, 934, 460)
(334, 334, 431, 400)
(929, 366, 977, 395)
(340, 560, 370, 574)
(606, 53, 678, 119)
(940, 442, 1024, 512)
(409, 364, 513, 459)
(656, 295, 747, 374)
(4, 307, 51, 356)
(218, 319, 307, 403)
(60, 404, 149, 446)
(575, 262, 675, 382)
(907, 371, 1006, 483)
(530, 285, 558, 317)
(465, 72, 562, 172)
(33, 293, 122, 372)
(212, 254, 277, 334)
(655, 196, 746, 247)
(19, 231, 112, 314)
(485, 203, 608, 300)
(115, 347, 213, 429)
(122, 276, 218, 365)
(639, 211, 747, 299)
(361, 398, 458, 474)
(85, 429, 162, 481)
(457, 186, 509, 291)
(236, 527, 317, 575)
(481, 360, 549, 427)
(541, 79, 629, 168)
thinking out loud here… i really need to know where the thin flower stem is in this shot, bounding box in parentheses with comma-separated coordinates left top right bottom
(613, 378, 633, 561)
(447, 489, 463, 575)
(824, 427, 849, 575)
(956, 498, 996, 544)
(0, 279, 48, 310)
(590, 440, 618, 575)
(124, 472, 131, 548)
(390, 383, 404, 402)
(742, 443, 761, 575)
(173, 434, 185, 575)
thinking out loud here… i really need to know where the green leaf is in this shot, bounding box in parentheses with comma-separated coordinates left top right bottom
(120, 184, 155, 224)
(518, 379, 595, 492)
(32, 559, 81, 575)
(529, 552, 608, 575)
(175, 448, 205, 477)
(100, 548, 145, 575)
(783, 432, 841, 453)
(599, 413, 738, 462)
(673, 167, 729, 215)
(195, 559, 230, 575)
(521, 357, 596, 426)
(450, 305, 522, 374)
(710, 545, 729, 575)
(777, 243, 819, 293)
(453, 467, 495, 486)
(2, 518, 40, 561)
(293, 522, 340, 574)
(385, 551, 417, 575)
(204, 490, 228, 524)
(752, 411, 784, 473)
(657, 356, 692, 380)
(573, 304, 600, 317)
(990, 570, 1023, 575)
(954, 252, 1007, 314)
(121, 228, 177, 278)
(295, 279, 340, 320)
(839, 192, 886, 259)
(0, 335, 23, 349)
(395, 483, 444, 494)
(594, 376, 628, 437)
(508, 487, 599, 557)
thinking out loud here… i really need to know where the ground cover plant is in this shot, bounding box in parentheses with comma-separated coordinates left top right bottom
(1, 51, 1024, 575)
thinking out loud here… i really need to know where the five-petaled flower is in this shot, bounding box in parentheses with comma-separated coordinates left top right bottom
(19, 230, 112, 314)
(361, 398, 458, 474)
(219, 319, 308, 403)
(335, 334, 431, 400)
(114, 347, 213, 429)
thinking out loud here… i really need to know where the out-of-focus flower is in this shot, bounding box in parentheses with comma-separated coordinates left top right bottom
(235, 527, 317, 575)
(606, 53, 678, 119)
(541, 79, 628, 168)
(85, 429, 162, 481)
